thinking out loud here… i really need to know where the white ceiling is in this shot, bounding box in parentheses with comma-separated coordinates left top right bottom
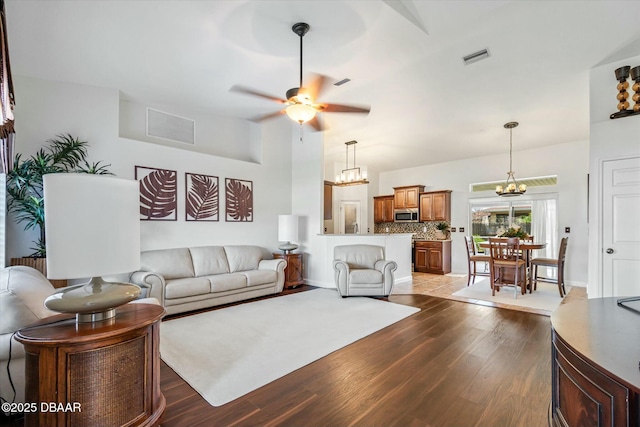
(5, 1, 640, 173)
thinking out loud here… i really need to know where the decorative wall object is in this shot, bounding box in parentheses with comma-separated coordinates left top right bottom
(135, 165, 177, 221)
(225, 178, 253, 222)
(185, 173, 219, 221)
(610, 65, 640, 119)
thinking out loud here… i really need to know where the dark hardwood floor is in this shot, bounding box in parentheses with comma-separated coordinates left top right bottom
(159, 286, 552, 427)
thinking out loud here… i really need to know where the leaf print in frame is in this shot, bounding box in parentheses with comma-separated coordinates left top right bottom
(186, 173, 219, 221)
(135, 166, 178, 221)
(225, 178, 253, 222)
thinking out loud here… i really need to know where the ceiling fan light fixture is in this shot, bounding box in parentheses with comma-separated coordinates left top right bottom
(286, 103, 317, 124)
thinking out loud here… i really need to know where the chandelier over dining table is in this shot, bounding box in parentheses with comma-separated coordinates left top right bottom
(496, 121, 527, 197)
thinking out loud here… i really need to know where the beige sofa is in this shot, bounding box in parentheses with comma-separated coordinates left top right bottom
(129, 245, 287, 315)
(0, 266, 158, 411)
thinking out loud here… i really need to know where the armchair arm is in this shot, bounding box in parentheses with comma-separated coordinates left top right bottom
(333, 260, 350, 297)
(374, 259, 397, 274)
(129, 271, 165, 305)
(375, 259, 397, 295)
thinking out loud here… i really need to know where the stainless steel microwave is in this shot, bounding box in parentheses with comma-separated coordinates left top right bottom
(394, 209, 419, 222)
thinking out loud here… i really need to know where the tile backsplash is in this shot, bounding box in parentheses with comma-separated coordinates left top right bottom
(374, 221, 450, 240)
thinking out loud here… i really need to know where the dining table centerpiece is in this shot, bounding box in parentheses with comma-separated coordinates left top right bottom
(498, 226, 529, 240)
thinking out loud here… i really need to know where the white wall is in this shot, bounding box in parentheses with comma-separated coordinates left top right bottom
(588, 54, 640, 297)
(6, 75, 293, 264)
(378, 140, 589, 286)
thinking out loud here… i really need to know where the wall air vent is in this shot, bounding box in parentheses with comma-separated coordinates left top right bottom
(462, 49, 490, 65)
(334, 78, 351, 86)
(146, 108, 195, 145)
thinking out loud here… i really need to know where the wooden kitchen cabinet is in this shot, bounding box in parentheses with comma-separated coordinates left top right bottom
(393, 185, 424, 209)
(373, 195, 394, 223)
(414, 240, 451, 274)
(419, 190, 451, 222)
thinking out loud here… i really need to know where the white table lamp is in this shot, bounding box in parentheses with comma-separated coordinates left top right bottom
(278, 214, 299, 254)
(43, 174, 141, 322)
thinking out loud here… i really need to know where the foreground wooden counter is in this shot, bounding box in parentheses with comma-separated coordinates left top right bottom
(550, 297, 640, 427)
(16, 303, 166, 427)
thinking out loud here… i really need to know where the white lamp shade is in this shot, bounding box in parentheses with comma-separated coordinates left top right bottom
(278, 215, 299, 243)
(44, 174, 140, 280)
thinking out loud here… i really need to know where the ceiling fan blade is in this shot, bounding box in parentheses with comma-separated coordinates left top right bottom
(249, 110, 285, 122)
(307, 115, 323, 131)
(301, 73, 328, 102)
(321, 103, 371, 114)
(230, 85, 287, 104)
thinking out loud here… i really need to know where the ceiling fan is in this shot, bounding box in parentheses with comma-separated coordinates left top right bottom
(230, 22, 370, 131)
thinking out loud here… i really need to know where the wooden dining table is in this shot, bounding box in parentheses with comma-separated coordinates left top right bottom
(479, 240, 548, 292)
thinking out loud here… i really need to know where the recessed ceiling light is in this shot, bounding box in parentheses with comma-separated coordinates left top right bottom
(462, 49, 490, 65)
(334, 78, 351, 86)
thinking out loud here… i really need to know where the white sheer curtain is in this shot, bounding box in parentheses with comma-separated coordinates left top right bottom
(531, 198, 558, 278)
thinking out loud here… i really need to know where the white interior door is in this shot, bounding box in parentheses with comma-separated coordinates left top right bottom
(602, 156, 640, 297)
(339, 201, 361, 234)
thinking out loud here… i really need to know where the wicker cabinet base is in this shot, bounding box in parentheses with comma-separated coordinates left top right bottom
(17, 304, 166, 427)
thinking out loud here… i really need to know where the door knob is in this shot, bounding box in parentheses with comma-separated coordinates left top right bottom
(606, 248, 614, 254)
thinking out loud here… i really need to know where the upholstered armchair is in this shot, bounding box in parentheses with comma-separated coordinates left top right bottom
(333, 244, 397, 297)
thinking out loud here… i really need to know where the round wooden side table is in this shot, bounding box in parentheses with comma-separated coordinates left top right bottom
(16, 303, 166, 427)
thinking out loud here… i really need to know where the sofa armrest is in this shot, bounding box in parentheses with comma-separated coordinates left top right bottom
(258, 259, 287, 272)
(129, 271, 165, 305)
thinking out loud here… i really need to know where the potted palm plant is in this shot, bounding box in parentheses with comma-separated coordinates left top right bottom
(435, 221, 450, 240)
(6, 134, 111, 260)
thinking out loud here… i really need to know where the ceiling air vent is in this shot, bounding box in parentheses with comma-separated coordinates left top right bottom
(334, 78, 351, 86)
(146, 108, 195, 145)
(462, 49, 490, 65)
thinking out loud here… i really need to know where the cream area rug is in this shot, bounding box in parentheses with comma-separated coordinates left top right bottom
(160, 289, 420, 406)
(452, 278, 568, 313)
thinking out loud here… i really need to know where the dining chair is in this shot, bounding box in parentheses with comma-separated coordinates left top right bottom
(464, 236, 490, 286)
(531, 237, 569, 297)
(488, 237, 527, 298)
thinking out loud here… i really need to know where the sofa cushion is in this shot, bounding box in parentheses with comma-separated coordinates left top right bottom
(164, 277, 210, 299)
(206, 273, 247, 292)
(189, 246, 230, 277)
(141, 248, 195, 280)
(224, 246, 263, 273)
(241, 270, 277, 287)
(349, 269, 383, 285)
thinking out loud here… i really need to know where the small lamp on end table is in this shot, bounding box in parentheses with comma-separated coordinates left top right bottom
(43, 173, 142, 322)
(16, 173, 166, 427)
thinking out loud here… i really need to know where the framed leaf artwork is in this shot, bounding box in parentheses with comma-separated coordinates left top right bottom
(185, 173, 219, 221)
(225, 178, 253, 222)
(135, 166, 178, 221)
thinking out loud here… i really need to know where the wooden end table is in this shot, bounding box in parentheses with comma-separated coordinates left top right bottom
(16, 303, 166, 427)
(273, 252, 304, 288)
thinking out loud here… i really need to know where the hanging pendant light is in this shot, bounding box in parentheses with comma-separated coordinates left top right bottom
(334, 140, 369, 187)
(496, 122, 527, 197)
